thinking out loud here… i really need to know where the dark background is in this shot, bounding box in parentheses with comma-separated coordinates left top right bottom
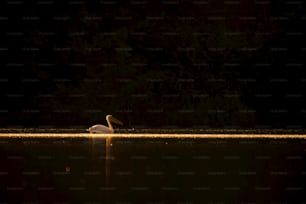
(0, 0, 305, 129)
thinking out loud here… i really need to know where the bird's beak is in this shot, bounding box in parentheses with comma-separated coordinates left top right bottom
(110, 116, 123, 126)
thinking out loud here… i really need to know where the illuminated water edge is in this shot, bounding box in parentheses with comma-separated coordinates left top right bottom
(0, 133, 306, 139)
(0, 127, 306, 134)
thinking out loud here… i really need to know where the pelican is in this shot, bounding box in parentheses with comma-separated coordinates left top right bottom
(87, 115, 123, 133)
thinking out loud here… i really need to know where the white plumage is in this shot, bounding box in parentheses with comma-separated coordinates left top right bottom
(87, 115, 123, 133)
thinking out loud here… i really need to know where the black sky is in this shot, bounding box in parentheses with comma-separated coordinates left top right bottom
(0, 0, 305, 128)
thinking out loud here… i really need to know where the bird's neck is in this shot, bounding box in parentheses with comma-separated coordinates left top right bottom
(107, 119, 114, 132)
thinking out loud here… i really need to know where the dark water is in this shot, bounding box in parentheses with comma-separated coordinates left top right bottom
(0, 135, 306, 203)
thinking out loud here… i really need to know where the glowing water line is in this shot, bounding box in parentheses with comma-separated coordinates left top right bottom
(1, 133, 306, 139)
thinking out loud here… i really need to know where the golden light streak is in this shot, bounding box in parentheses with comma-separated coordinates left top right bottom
(0, 133, 306, 139)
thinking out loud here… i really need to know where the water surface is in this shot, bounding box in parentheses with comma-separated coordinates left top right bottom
(0, 133, 305, 203)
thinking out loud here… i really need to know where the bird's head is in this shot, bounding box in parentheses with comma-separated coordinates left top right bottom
(106, 115, 123, 126)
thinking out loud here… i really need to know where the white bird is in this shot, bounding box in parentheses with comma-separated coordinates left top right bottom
(87, 115, 123, 133)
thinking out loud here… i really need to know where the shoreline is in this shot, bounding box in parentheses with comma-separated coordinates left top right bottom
(0, 128, 306, 134)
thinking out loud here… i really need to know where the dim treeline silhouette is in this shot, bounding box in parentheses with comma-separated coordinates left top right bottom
(1, 1, 305, 128)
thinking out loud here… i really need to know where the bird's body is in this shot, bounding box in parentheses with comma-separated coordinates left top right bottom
(88, 124, 114, 133)
(87, 115, 123, 133)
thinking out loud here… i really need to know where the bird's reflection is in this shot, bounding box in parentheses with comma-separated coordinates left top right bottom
(90, 135, 113, 185)
(105, 136, 111, 185)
